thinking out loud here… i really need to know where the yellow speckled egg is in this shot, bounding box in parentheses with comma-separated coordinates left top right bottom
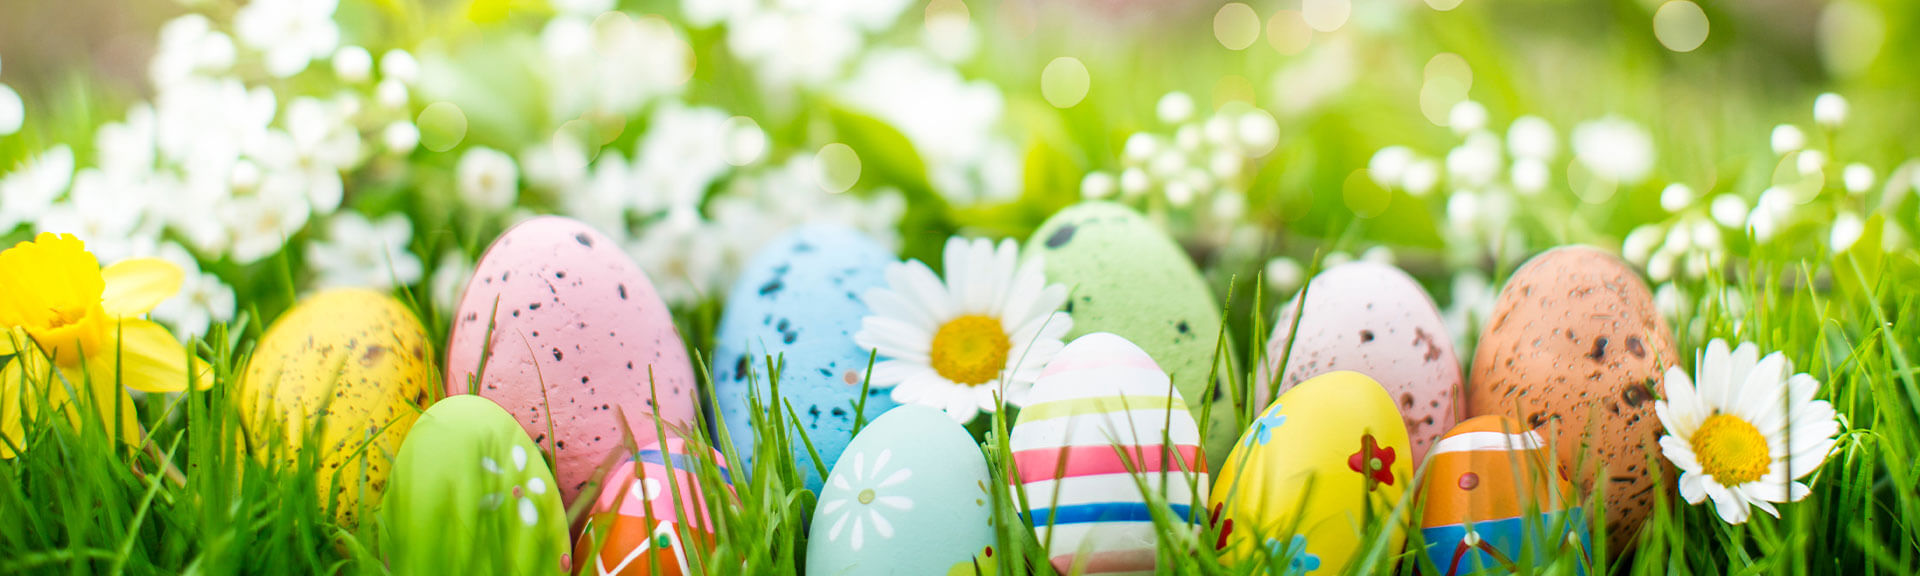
(240, 288, 436, 527)
(1210, 371, 1411, 573)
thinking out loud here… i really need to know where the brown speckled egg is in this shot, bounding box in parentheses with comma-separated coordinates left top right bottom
(445, 216, 699, 509)
(1467, 246, 1677, 552)
(1257, 262, 1462, 465)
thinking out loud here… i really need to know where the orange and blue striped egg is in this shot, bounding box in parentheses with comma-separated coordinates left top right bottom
(1009, 332, 1209, 575)
(1418, 416, 1590, 575)
(574, 439, 736, 576)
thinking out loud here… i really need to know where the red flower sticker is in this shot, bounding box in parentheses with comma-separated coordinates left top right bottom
(1347, 434, 1395, 489)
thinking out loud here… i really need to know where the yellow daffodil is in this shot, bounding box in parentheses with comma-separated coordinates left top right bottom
(0, 233, 210, 458)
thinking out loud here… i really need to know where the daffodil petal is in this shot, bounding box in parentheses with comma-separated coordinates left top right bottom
(93, 319, 197, 393)
(53, 363, 142, 449)
(101, 258, 184, 317)
(0, 327, 22, 356)
(0, 359, 28, 459)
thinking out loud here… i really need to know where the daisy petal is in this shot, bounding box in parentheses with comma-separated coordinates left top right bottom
(1704, 481, 1750, 525)
(890, 261, 954, 322)
(1698, 339, 1732, 411)
(1677, 471, 1708, 504)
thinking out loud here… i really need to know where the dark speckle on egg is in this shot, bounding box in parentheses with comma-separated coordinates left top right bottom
(1466, 246, 1677, 552)
(444, 217, 699, 508)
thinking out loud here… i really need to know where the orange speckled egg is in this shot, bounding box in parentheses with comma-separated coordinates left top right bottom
(1466, 246, 1676, 552)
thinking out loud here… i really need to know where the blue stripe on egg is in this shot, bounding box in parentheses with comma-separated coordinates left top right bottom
(1026, 502, 1193, 526)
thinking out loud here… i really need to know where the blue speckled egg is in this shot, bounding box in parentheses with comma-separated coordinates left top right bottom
(711, 225, 900, 491)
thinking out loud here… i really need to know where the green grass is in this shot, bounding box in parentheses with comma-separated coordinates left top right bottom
(1, 230, 1912, 575)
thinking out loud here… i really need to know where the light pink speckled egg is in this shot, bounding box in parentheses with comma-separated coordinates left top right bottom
(445, 216, 699, 507)
(1254, 261, 1463, 465)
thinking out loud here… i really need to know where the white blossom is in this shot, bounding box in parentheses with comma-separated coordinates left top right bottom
(1572, 117, 1655, 184)
(332, 45, 373, 83)
(235, 0, 341, 78)
(1507, 115, 1557, 160)
(1660, 183, 1694, 212)
(150, 15, 236, 89)
(839, 50, 1016, 204)
(0, 145, 75, 232)
(1813, 93, 1848, 127)
(0, 83, 21, 136)
(1770, 124, 1805, 155)
(457, 147, 520, 211)
(1157, 92, 1195, 124)
(307, 212, 423, 289)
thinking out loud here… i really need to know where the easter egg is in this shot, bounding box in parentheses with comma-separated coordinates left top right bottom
(1467, 246, 1677, 550)
(711, 225, 898, 492)
(1418, 416, 1590, 575)
(574, 438, 736, 576)
(1026, 202, 1237, 461)
(806, 405, 995, 575)
(1008, 332, 1208, 575)
(1256, 261, 1463, 465)
(446, 216, 700, 508)
(1210, 371, 1411, 573)
(382, 395, 570, 575)
(239, 288, 434, 527)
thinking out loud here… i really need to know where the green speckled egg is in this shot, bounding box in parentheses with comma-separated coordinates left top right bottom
(1025, 202, 1237, 460)
(239, 288, 436, 527)
(382, 395, 570, 575)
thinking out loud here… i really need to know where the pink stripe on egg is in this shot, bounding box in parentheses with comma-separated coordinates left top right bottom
(1039, 355, 1165, 378)
(1013, 444, 1206, 484)
(1050, 549, 1157, 574)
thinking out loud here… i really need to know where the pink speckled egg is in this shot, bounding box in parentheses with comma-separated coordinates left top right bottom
(1255, 261, 1463, 465)
(446, 216, 699, 508)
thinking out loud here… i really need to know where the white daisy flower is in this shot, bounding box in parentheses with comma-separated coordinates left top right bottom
(854, 237, 1072, 423)
(1656, 339, 1841, 525)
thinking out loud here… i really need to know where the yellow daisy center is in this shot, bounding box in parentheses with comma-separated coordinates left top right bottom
(1691, 413, 1771, 486)
(929, 314, 1010, 386)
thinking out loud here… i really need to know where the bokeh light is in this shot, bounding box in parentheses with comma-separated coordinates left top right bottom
(417, 102, 468, 152)
(1654, 1, 1709, 53)
(1042, 56, 1090, 108)
(1302, 0, 1351, 33)
(1265, 10, 1313, 55)
(815, 143, 861, 194)
(1214, 4, 1261, 51)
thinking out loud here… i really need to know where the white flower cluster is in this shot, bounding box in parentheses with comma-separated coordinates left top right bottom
(521, 103, 901, 306)
(1084, 92, 1278, 212)
(838, 50, 1019, 206)
(0, 2, 438, 339)
(1747, 93, 1912, 256)
(683, 0, 915, 92)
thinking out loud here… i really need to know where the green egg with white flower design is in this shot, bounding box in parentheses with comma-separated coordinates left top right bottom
(382, 395, 571, 575)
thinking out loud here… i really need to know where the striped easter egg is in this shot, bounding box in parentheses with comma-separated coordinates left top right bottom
(574, 438, 736, 576)
(1418, 416, 1590, 575)
(1009, 332, 1209, 575)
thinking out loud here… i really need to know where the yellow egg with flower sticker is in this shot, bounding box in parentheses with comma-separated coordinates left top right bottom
(1209, 371, 1411, 574)
(0, 232, 210, 458)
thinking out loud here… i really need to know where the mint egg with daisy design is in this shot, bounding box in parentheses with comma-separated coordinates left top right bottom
(381, 395, 570, 576)
(806, 404, 995, 575)
(1025, 202, 1238, 461)
(712, 225, 898, 492)
(1210, 370, 1410, 573)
